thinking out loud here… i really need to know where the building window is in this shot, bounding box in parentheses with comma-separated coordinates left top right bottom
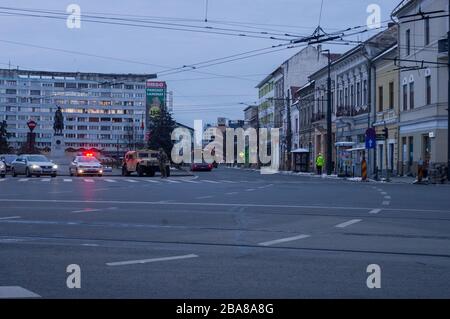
(403, 84, 408, 110)
(424, 18, 430, 46)
(378, 86, 383, 112)
(409, 82, 414, 109)
(426, 75, 431, 105)
(363, 80, 367, 105)
(357, 82, 361, 106)
(389, 82, 394, 109)
(295, 117, 298, 133)
(406, 29, 411, 55)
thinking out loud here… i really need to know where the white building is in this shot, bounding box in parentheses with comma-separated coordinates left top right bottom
(393, 0, 448, 175)
(0, 69, 155, 154)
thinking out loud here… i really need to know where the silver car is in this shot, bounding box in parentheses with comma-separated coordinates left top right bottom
(0, 160, 5, 178)
(69, 155, 103, 177)
(11, 154, 58, 177)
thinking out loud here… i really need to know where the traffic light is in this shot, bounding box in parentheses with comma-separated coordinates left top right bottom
(383, 127, 388, 139)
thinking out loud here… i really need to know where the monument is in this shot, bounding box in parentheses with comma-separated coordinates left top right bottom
(50, 106, 67, 162)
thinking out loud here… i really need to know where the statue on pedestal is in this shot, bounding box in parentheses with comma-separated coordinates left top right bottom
(53, 106, 64, 136)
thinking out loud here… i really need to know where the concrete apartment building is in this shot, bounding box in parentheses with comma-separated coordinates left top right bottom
(393, 0, 449, 176)
(0, 69, 154, 154)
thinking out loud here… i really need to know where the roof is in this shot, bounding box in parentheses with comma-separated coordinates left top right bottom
(0, 68, 156, 81)
(255, 66, 283, 88)
(176, 122, 194, 132)
(308, 26, 398, 80)
(391, 0, 415, 16)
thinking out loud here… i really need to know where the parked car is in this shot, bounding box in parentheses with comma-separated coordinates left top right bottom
(0, 160, 5, 178)
(0, 154, 18, 171)
(69, 155, 103, 177)
(11, 154, 58, 177)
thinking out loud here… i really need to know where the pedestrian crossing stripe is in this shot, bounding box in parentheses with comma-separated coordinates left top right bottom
(0, 178, 241, 185)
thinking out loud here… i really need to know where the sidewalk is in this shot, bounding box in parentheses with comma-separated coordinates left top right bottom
(225, 165, 447, 184)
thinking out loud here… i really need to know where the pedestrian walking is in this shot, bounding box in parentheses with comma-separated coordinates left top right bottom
(158, 148, 168, 178)
(316, 153, 324, 175)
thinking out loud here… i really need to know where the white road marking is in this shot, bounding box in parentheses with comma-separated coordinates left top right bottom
(181, 179, 200, 183)
(0, 216, 21, 220)
(19, 178, 29, 182)
(225, 192, 238, 195)
(381, 191, 387, 195)
(104, 179, 117, 183)
(196, 195, 213, 199)
(259, 234, 310, 246)
(63, 179, 72, 182)
(124, 179, 138, 183)
(382, 201, 390, 205)
(245, 188, 256, 191)
(369, 209, 382, 214)
(0, 286, 40, 298)
(71, 208, 102, 213)
(0, 179, 5, 182)
(106, 254, 198, 266)
(84, 179, 94, 183)
(41, 178, 51, 182)
(202, 180, 220, 184)
(144, 179, 160, 183)
(219, 180, 236, 183)
(163, 179, 181, 183)
(384, 195, 391, 200)
(335, 219, 362, 228)
(81, 243, 99, 247)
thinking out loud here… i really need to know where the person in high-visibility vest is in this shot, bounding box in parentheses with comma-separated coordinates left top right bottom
(316, 153, 324, 175)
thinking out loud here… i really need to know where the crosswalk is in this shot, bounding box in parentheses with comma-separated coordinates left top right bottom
(0, 177, 242, 186)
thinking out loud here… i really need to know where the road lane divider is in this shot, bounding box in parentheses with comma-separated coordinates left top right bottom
(0, 286, 41, 298)
(259, 234, 310, 246)
(106, 254, 198, 266)
(369, 209, 382, 214)
(335, 219, 362, 228)
(0, 216, 21, 220)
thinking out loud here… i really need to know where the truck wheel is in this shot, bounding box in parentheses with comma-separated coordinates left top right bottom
(148, 168, 155, 177)
(137, 165, 145, 177)
(165, 166, 171, 177)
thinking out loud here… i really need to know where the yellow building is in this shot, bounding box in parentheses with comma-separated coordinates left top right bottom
(372, 45, 399, 176)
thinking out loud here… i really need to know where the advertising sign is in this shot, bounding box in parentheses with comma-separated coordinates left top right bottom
(145, 81, 167, 130)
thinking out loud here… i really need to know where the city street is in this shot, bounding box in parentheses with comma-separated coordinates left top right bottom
(1, 167, 450, 298)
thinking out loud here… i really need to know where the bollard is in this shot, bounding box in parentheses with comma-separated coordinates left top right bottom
(362, 159, 367, 181)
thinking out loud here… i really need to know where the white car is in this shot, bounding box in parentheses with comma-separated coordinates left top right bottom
(11, 154, 58, 177)
(70, 155, 103, 177)
(0, 160, 5, 178)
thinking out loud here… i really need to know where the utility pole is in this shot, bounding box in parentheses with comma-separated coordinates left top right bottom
(286, 95, 292, 171)
(325, 50, 333, 175)
(448, 0, 450, 181)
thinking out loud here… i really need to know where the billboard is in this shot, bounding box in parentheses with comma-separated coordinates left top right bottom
(145, 81, 167, 135)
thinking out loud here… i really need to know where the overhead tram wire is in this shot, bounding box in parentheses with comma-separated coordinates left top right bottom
(0, 7, 299, 41)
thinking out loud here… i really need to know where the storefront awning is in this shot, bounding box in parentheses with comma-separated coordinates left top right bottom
(291, 148, 309, 153)
(335, 141, 355, 147)
(347, 147, 366, 152)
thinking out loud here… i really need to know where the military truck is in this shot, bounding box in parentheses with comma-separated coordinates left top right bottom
(121, 149, 170, 177)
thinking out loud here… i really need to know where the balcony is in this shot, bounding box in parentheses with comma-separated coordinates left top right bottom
(336, 106, 369, 117)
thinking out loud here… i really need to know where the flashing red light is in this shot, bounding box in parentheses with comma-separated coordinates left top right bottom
(84, 152, 94, 157)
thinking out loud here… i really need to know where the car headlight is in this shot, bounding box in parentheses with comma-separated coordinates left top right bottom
(0, 163, 4, 169)
(52, 165, 58, 169)
(31, 164, 40, 169)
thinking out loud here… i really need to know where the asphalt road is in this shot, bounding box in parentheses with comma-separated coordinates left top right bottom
(0, 167, 450, 298)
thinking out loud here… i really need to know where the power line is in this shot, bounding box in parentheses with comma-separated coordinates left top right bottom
(0, 7, 297, 41)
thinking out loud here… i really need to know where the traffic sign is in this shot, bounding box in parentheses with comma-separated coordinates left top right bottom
(27, 120, 37, 132)
(365, 128, 376, 149)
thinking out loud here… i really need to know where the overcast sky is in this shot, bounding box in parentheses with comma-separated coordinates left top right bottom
(0, 0, 398, 127)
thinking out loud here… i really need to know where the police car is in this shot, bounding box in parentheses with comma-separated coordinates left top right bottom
(69, 153, 103, 177)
